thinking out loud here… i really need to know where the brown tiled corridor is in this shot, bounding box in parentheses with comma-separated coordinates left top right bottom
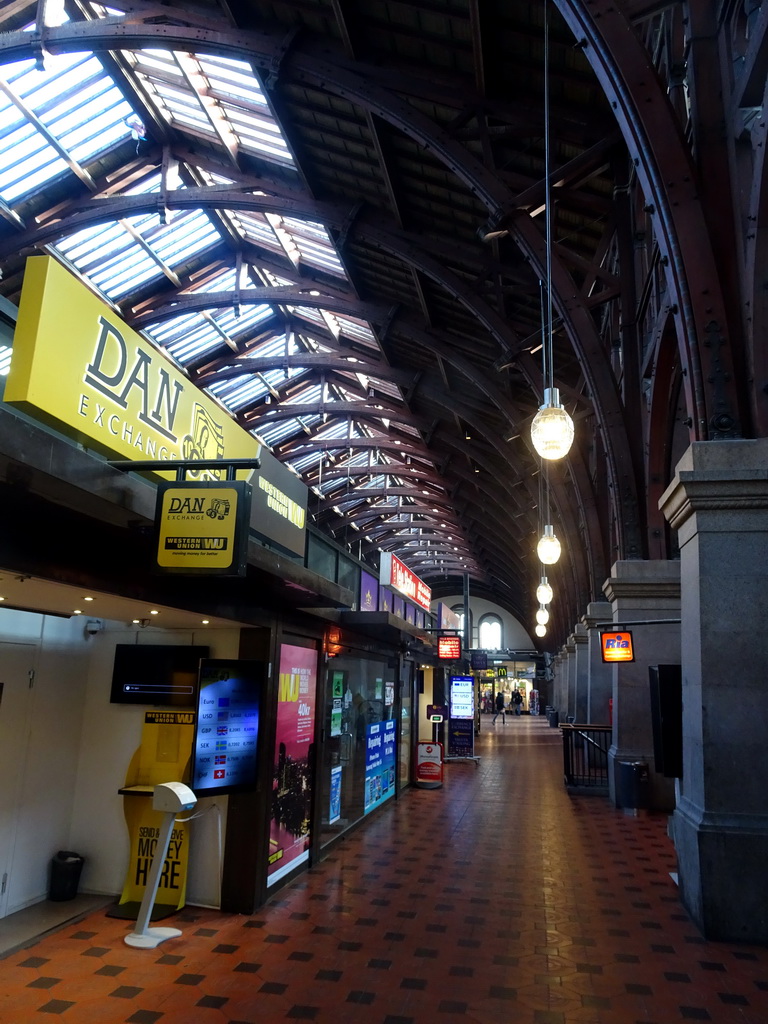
(1, 717, 767, 1024)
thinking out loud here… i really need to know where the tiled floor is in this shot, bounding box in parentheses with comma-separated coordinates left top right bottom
(1, 717, 767, 1023)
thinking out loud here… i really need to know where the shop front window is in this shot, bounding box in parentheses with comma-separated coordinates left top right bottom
(319, 652, 397, 847)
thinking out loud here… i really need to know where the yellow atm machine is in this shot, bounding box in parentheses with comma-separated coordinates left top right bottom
(113, 711, 195, 921)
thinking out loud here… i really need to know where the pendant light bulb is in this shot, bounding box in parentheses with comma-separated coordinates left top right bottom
(536, 605, 549, 626)
(536, 577, 553, 605)
(535, 623, 547, 638)
(537, 524, 561, 565)
(530, 388, 575, 460)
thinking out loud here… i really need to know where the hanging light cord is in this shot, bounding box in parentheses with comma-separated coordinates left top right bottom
(544, 0, 555, 396)
(538, 278, 551, 528)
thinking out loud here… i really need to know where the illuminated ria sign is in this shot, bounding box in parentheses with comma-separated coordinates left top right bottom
(600, 631, 635, 663)
(379, 552, 432, 611)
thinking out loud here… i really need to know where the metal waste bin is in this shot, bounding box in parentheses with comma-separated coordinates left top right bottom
(617, 761, 649, 810)
(547, 708, 559, 728)
(49, 850, 85, 901)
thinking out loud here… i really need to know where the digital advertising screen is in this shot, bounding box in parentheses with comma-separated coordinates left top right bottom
(191, 659, 264, 796)
(438, 635, 462, 660)
(450, 675, 475, 719)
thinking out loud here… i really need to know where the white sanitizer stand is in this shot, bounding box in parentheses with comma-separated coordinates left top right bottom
(125, 782, 197, 949)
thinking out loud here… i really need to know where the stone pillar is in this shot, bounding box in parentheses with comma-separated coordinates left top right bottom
(602, 560, 680, 811)
(660, 439, 768, 943)
(582, 601, 613, 724)
(557, 647, 569, 712)
(571, 624, 589, 722)
(564, 637, 576, 720)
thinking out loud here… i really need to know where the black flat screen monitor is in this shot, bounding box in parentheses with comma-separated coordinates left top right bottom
(191, 659, 264, 796)
(110, 644, 209, 707)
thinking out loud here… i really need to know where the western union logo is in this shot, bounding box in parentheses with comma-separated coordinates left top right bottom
(164, 537, 228, 551)
(258, 476, 305, 528)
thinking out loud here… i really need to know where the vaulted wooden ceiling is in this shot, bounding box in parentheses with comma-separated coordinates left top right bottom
(0, 1, 696, 641)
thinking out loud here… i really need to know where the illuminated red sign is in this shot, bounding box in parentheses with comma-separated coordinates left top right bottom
(438, 635, 462, 660)
(600, 631, 635, 663)
(379, 551, 432, 611)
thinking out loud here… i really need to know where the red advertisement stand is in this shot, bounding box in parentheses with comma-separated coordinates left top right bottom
(415, 741, 443, 788)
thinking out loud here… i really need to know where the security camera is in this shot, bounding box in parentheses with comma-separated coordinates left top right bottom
(84, 618, 103, 635)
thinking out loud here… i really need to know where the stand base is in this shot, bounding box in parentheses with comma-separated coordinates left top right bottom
(107, 901, 179, 921)
(124, 926, 182, 949)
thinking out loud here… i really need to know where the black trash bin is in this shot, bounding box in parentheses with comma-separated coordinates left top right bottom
(616, 761, 650, 811)
(547, 708, 559, 728)
(49, 850, 85, 901)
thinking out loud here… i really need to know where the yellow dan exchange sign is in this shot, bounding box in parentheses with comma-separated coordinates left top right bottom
(5, 256, 260, 474)
(156, 481, 250, 575)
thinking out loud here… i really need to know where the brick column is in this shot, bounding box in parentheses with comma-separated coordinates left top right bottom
(602, 561, 680, 811)
(660, 439, 768, 942)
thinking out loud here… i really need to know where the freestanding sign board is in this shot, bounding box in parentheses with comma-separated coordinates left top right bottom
(415, 741, 443, 788)
(447, 675, 476, 760)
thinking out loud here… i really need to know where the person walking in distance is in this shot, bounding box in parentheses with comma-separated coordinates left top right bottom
(492, 690, 506, 724)
(512, 689, 523, 716)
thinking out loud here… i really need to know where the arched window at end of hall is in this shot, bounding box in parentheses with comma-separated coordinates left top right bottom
(478, 615, 502, 651)
(450, 605, 473, 647)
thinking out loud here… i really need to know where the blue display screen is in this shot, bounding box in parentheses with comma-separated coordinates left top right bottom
(191, 659, 264, 795)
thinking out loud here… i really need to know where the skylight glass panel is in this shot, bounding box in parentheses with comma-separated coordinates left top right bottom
(55, 169, 220, 300)
(335, 316, 377, 345)
(291, 449, 333, 475)
(259, 415, 322, 448)
(289, 305, 327, 328)
(144, 291, 273, 365)
(123, 49, 293, 167)
(0, 345, 13, 376)
(207, 375, 268, 411)
(243, 332, 300, 360)
(0, 50, 133, 203)
(287, 383, 323, 404)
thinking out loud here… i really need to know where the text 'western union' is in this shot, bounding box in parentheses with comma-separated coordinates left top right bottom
(258, 477, 305, 528)
(164, 537, 228, 550)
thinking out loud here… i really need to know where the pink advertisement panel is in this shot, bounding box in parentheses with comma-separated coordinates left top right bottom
(267, 643, 318, 885)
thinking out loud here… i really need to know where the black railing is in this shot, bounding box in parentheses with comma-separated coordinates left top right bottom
(561, 724, 611, 789)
